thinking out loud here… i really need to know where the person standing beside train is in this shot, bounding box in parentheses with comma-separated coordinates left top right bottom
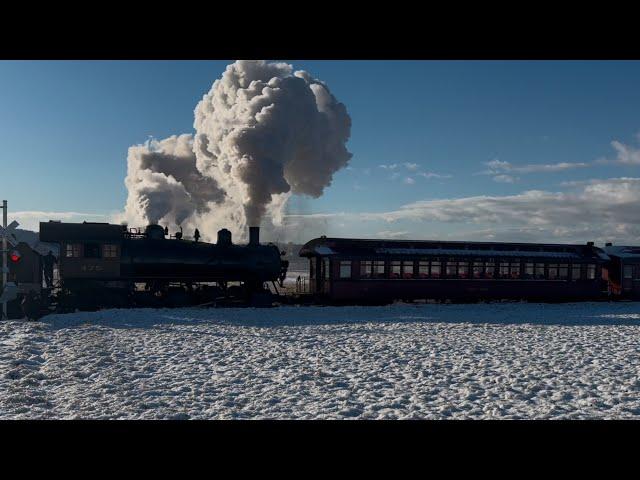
(42, 250, 57, 289)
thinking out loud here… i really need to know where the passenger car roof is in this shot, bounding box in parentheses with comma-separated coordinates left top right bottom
(604, 245, 640, 260)
(300, 237, 609, 262)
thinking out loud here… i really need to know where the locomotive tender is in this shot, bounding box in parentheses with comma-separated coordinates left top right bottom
(38, 221, 288, 311)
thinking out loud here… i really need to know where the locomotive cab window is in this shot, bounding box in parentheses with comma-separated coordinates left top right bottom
(624, 265, 633, 279)
(65, 243, 81, 258)
(587, 264, 596, 280)
(102, 244, 118, 258)
(83, 243, 101, 258)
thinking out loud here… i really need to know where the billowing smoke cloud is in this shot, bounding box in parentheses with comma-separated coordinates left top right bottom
(121, 60, 352, 241)
(123, 134, 224, 228)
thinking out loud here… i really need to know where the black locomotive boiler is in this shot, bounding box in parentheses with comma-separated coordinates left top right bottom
(39, 221, 288, 311)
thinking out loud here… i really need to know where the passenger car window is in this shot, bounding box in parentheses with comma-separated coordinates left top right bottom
(571, 265, 581, 281)
(360, 260, 372, 278)
(390, 261, 401, 279)
(374, 261, 385, 278)
(458, 262, 469, 278)
(473, 261, 484, 279)
(418, 260, 429, 278)
(559, 264, 569, 280)
(339, 261, 352, 279)
(446, 261, 457, 278)
(524, 263, 534, 279)
(484, 261, 495, 279)
(498, 262, 510, 279)
(430, 259, 441, 278)
(587, 264, 596, 280)
(402, 261, 414, 279)
(510, 261, 520, 279)
(624, 265, 633, 279)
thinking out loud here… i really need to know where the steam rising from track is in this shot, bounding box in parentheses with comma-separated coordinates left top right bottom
(122, 60, 352, 241)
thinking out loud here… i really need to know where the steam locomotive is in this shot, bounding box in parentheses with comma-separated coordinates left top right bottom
(35, 221, 288, 314)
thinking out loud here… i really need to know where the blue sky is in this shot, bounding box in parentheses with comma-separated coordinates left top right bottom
(2, 60, 640, 243)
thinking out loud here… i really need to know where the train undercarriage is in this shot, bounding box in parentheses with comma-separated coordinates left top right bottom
(19, 278, 282, 320)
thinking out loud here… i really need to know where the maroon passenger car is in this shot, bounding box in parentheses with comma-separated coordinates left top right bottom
(299, 237, 610, 303)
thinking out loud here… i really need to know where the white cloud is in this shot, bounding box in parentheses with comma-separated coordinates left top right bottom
(8, 211, 112, 232)
(375, 230, 411, 239)
(284, 178, 640, 244)
(492, 174, 518, 183)
(380, 162, 420, 171)
(609, 140, 640, 165)
(417, 172, 453, 179)
(479, 158, 589, 176)
(404, 177, 415, 185)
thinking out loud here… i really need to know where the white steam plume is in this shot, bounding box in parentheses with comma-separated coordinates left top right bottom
(122, 134, 224, 229)
(121, 60, 351, 241)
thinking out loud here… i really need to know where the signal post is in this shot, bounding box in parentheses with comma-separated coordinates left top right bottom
(1, 200, 6, 319)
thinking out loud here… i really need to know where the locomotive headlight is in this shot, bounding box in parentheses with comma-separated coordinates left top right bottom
(9, 250, 21, 263)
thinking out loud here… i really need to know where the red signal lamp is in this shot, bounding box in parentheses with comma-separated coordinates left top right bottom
(9, 250, 21, 263)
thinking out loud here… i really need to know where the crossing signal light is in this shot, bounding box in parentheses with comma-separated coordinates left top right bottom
(9, 250, 21, 263)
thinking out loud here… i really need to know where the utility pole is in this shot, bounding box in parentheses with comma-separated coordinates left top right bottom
(1, 200, 6, 320)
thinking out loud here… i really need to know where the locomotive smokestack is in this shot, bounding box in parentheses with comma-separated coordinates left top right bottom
(249, 226, 260, 246)
(217, 228, 232, 246)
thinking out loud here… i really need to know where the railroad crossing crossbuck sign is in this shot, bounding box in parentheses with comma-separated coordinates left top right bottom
(1, 220, 19, 275)
(0, 220, 19, 240)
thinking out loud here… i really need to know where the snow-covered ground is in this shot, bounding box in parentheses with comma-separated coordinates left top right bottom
(2, 302, 640, 419)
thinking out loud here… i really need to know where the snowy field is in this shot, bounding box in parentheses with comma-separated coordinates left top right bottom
(1, 302, 640, 419)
